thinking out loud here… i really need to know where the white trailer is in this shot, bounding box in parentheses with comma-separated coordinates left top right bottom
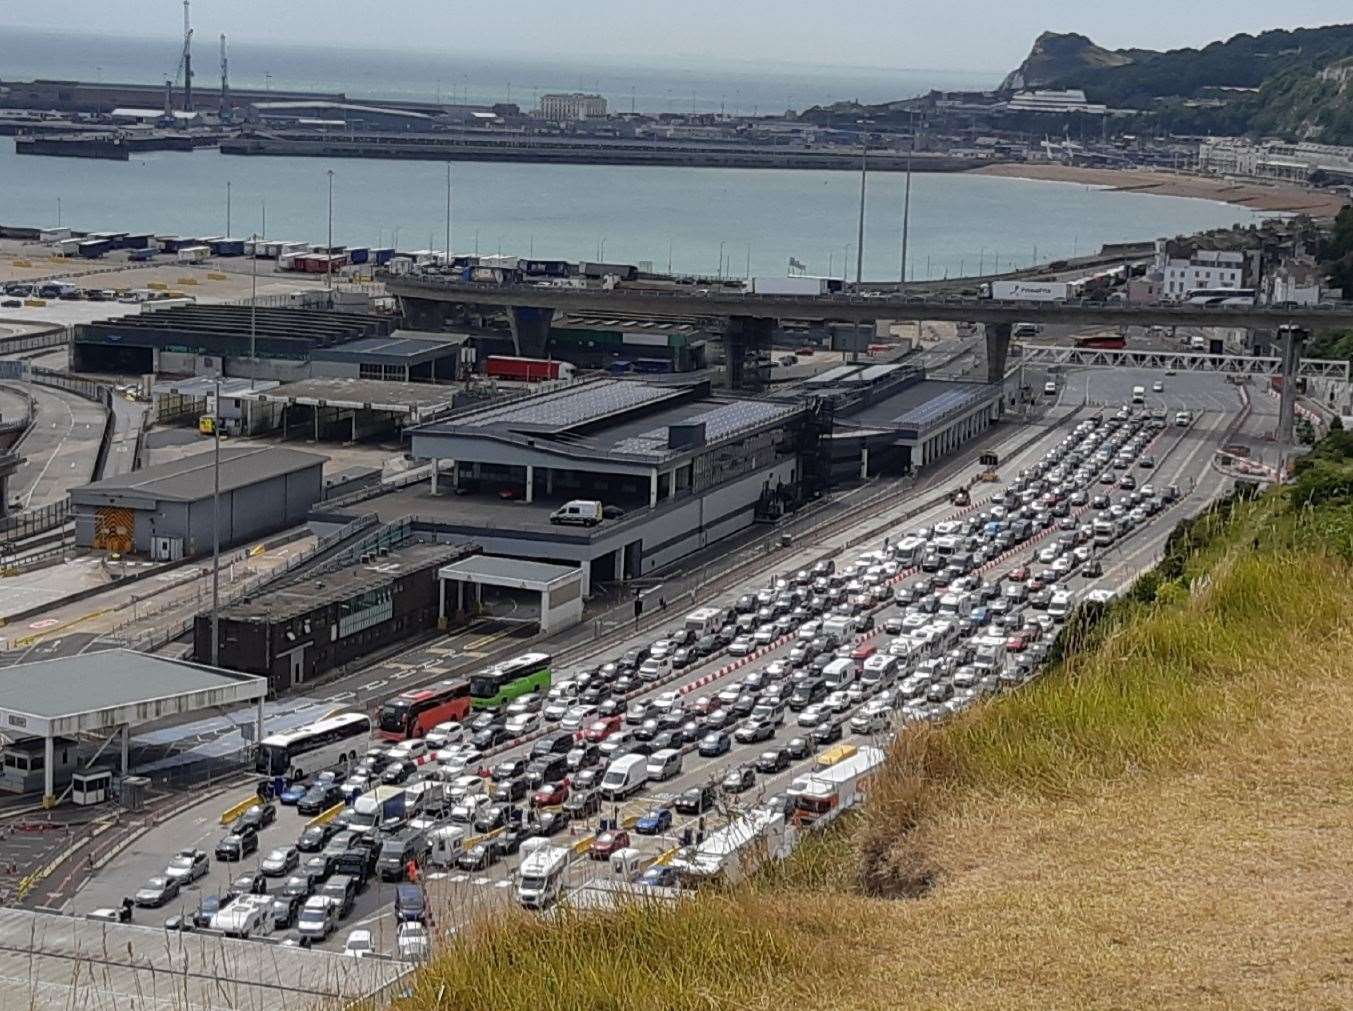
(668, 809, 792, 886)
(988, 280, 1070, 302)
(176, 245, 210, 264)
(973, 636, 1007, 673)
(748, 276, 830, 296)
(785, 745, 886, 826)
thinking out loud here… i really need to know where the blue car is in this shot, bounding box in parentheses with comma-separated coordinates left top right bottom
(639, 865, 680, 888)
(278, 782, 308, 806)
(634, 808, 673, 836)
(698, 732, 731, 757)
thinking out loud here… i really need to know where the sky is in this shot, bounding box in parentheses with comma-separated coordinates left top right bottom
(5, 1, 1353, 74)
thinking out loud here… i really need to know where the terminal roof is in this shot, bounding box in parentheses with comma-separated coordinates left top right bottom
(71, 446, 325, 504)
(0, 650, 265, 736)
(440, 555, 580, 588)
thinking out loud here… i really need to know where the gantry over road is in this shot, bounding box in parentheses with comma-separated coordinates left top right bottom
(385, 273, 1353, 389)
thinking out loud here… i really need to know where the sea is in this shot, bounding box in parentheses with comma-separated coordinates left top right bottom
(0, 29, 1257, 280)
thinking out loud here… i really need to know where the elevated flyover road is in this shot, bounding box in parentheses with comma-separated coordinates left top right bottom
(9, 381, 103, 509)
(384, 274, 1353, 332)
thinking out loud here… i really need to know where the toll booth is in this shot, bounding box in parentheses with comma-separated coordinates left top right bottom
(71, 770, 113, 806)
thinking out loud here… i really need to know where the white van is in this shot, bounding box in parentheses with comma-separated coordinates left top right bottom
(550, 500, 603, 527)
(600, 754, 649, 800)
(938, 592, 971, 618)
(1131, 385, 1146, 404)
(822, 615, 855, 641)
(1048, 589, 1077, 619)
(860, 653, 898, 689)
(822, 657, 855, 690)
(891, 535, 926, 567)
(646, 748, 684, 782)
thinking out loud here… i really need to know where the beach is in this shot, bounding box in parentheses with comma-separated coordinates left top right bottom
(971, 162, 1347, 218)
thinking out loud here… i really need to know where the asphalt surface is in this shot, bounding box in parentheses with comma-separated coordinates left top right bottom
(7, 381, 103, 509)
(72, 368, 1247, 953)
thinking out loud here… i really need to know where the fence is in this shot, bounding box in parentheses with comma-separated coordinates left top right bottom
(0, 500, 70, 546)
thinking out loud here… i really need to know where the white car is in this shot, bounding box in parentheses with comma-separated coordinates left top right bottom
(651, 691, 681, 712)
(343, 929, 375, 958)
(823, 690, 851, 714)
(727, 636, 755, 656)
(1051, 556, 1074, 576)
(389, 738, 429, 761)
(541, 698, 571, 722)
(505, 713, 540, 737)
(796, 704, 827, 728)
(424, 722, 466, 750)
(560, 705, 598, 731)
(397, 920, 430, 961)
(753, 624, 777, 645)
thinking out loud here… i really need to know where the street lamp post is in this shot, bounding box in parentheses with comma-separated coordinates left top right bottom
(210, 376, 222, 666)
(326, 169, 335, 291)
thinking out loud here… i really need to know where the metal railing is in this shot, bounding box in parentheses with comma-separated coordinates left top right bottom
(0, 500, 70, 546)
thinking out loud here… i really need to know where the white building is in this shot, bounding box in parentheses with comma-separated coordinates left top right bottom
(1198, 138, 1353, 183)
(1005, 90, 1106, 115)
(538, 93, 608, 123)
(1266, 260, 1325, 306)
(1159, 249, 1247, 300)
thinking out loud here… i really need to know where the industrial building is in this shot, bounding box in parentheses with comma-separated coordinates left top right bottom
(369, 378, 825, 590)
(551, 315, 710, 372)
(71, 304, 397, 376)
(196, 539, 477, 694)
(71, 446, 324, 557)
(308, 331, 470, 382)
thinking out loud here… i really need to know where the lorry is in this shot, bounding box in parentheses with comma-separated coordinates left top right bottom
(973, 636, 1007, 673)
(986, 281, 1070, 302)
(516, 839, 572, 909)
(747, 275, 831, 296)
(485, 356, 576, 382)
(176, 245, 210, 264)
(349, 786, 407, 835)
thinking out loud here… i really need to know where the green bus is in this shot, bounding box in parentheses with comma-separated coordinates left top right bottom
(469, 652, 553, 709)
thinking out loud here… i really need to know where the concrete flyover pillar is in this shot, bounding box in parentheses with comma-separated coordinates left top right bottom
(508, 306, 555, 358)
(1277, 326, 1306, 446)
(985, 322, 1012, 385)
(525, 464, 534, 504)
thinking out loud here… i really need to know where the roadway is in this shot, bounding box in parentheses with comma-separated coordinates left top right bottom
(70, 368, 1247, 952)
(384, 274, 1353, 332)
(6, 381, 103, 509)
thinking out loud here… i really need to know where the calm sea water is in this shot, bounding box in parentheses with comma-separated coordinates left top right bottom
(0, 27, 994, 115)
(0, 141, 1256, 281)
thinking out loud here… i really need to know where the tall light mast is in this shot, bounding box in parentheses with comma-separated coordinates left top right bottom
(182, 0, 193, 112)
(219, 33, 229, 121)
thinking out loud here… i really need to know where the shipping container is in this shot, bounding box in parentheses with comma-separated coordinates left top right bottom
(176, 245, 210, 264)
(121, 233, 153, 250)
(39, 227, 72, 244)
(371, 247, 396, 266)
(77, 239, 112, 259)
(485, 356, 575, 382)
(348, 246, 370, 265)
(55, 238, 82, 256)
(128, 248, 157, 262)
(986, 281, 1070, 302)
(209, 238, 246, 257)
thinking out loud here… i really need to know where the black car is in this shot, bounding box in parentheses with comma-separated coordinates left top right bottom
(563, 789, 601, 819)
(810, 720, 844, 746)
(214, 826, 258, 862)
(380, 760, 418, 785)
(490, 825, 535, 858)
(755, 748, 792, 774)
(457, 843, 497, 871)
(491, 777, 529, 803)
(296, 783, 343, 816)
(535, 810, 570, 836)
(233, 803, 276, 833)
(474, 804, 511, 834)
(272, 892, 307, 930)
(232, 870, 268, 896)
(297, 822, 340, 853)
(674, 783, 716, 815)
(469, 712, 501, 734)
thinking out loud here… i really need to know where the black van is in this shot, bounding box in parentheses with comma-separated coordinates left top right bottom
(376, 831, 430, 882)
(526, 753, 569, 787)
(531, 731, 575, 760)
(788, 677, 827, 711)
(320, 874, 360, 918)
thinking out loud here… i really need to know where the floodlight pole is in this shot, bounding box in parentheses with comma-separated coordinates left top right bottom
(210, 376, 221, 665)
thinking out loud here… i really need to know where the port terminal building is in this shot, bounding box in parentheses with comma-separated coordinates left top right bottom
(356, 378, 827, 593)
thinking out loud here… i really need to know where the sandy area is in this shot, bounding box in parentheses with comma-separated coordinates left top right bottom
(972, 162, 1348, 218)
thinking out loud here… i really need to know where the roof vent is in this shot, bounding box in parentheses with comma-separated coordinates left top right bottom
(668, 422, 706, 450)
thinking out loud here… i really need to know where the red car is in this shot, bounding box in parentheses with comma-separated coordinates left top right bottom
(583, 716, 622, 743)
(796, 346, 815, 356)
(1006, 634, 1028, 652)
(589, 829, 630, 861)
(1008, 566, 1029, 582)
(533, 780, 570, 807)
(1026, 577, 1046, 593)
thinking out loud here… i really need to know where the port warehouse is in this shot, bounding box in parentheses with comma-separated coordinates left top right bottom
(70, 304, 405, 374)
(194, 539, 477, 695)
(70, 446, 324, 557)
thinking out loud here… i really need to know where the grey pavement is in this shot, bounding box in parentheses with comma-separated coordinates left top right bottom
(8, 382, 103, 508)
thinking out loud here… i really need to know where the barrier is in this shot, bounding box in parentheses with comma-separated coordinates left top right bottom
(307, 802, 345, 829)
(206, 272, 227, 280)
(219, 795, 258, 825)
(570, 835, 594, 855)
